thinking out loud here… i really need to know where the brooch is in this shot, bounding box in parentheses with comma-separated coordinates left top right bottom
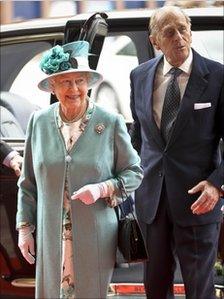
(95, 123, 105, 134)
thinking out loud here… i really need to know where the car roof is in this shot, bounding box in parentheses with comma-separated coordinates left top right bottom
(1, 6, 223, 35)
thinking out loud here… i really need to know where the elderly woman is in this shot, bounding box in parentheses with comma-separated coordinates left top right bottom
(16, 40, 143, 299)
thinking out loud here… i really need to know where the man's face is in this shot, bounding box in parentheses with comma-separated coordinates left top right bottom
(150, 11, 192, 66)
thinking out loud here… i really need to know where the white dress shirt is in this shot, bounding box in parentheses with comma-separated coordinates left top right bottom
(152, 49, 193, 128)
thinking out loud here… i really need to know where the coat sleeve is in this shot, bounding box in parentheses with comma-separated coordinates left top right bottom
(16, 114, 37, 228)
(109, 114, 143, 201)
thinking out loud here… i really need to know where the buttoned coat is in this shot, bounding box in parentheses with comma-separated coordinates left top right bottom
(16, 102, 143, 299)
(130, 49, 224, 227)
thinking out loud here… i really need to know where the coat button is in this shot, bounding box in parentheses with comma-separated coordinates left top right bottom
(158, 171, 163, 177)
(65, 155, 72, 163)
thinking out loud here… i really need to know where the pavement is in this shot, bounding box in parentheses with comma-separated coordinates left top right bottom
(110, 260, 186, 298)
(111, 256, 224, 299)
(108, 296, 185, 299)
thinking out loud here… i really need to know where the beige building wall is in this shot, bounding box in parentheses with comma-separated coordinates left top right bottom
(1, 0, 214, 24)
(0, 0, 13, 24)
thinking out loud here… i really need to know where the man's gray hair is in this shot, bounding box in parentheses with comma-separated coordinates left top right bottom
(149, 6, 191, 37)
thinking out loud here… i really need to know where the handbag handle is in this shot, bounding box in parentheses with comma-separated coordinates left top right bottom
(118, 180, 136, 220)
(117, 180, 139, 242)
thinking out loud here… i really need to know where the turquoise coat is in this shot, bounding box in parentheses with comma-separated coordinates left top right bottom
(17, 102, 143, 298)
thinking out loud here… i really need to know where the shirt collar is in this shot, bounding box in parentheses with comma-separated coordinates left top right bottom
(163, 48, 193, 76)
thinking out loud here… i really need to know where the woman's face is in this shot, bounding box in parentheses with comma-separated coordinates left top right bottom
(51, 72, 89, 111)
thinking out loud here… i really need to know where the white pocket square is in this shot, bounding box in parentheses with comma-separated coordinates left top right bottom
(194, 102, 211, 110)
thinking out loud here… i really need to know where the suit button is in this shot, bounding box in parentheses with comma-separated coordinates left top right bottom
(158, 171, 163, 177)
(221, 185, 224, 191)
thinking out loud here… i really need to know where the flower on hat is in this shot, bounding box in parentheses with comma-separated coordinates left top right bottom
(38, 41, 103, 92)
(40, 45, 71, 75)
(59, 61, 71, 72)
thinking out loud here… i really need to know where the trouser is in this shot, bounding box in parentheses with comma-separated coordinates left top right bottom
(139, 184, 221, 299)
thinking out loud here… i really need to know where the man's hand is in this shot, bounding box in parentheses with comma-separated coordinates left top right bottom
(188, 180, 220, 215)
(10, 154, 23, 176)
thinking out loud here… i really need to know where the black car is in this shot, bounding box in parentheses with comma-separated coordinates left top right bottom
(0, 7, 223, 298)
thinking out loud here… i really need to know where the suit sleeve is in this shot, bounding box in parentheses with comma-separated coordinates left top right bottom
(0, 140, 13, 164)
(129, 71, 142, 154)
(16, 114, 37, 228)
(207, 76, 224, 193)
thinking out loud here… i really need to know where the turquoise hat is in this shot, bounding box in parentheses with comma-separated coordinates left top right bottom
(38, 41, 103, 92)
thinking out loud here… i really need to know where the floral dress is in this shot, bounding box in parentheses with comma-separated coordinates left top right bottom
(57, 101, 93, 299)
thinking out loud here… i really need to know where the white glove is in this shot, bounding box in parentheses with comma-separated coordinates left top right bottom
(71, 182, 111, 205)
(18, 226, 35, 264)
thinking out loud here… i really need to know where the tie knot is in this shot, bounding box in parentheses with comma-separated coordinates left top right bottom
(169, 67, 182, 77)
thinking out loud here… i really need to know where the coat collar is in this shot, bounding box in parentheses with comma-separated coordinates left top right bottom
(141, 55, 165, 149)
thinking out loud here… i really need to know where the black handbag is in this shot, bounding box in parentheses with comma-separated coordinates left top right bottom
(116, 180, 149, 263)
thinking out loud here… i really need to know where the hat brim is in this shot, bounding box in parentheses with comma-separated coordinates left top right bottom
(38, 68, 103, 92)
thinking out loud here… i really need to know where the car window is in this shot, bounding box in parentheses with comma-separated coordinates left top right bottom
(10, 53, 51, 109)
(191, 30, 223, 64)
(91, 35, 138, 122)
(1, 41, 53, 139)
(153, 30, 223, 64)
(116, 41, 137, 56)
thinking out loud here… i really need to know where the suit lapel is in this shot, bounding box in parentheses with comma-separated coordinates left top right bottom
(166, 50, 209, 148)
(142, 56, 165, 150)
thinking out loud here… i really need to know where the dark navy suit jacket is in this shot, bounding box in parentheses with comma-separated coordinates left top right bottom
(130, 49, 224, 226)
(0, 140, 13, 165)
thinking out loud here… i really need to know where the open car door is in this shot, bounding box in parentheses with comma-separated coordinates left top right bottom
(65, 12, 108, 71)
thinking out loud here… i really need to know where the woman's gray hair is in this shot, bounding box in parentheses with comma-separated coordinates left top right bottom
(49, 72, 90, 91)
(149, 6, 191, 37)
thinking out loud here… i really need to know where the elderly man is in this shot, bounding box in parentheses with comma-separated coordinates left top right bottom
(130, 6, 224, 299)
